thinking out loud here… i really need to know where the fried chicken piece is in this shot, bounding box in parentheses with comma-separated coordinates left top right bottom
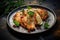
(34, 11, 43, 25)
(21, 10, 36, 30)
(13, 12, 22, 23)
(37, 8, 48, 20)
(26, 22, 35, 30)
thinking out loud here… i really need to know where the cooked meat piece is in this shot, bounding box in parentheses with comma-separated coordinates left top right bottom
(37, 8, 48, 20)
(26, 22, 35, 30)
(13, 12, 21, 22)
(34, 11, 43, 25)
(13, 8, 48, 32)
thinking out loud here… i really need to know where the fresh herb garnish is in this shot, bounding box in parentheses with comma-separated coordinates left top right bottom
(44, 22, 49, 29)
(28, 11, 34, 17)
(13, 20, 20, 26)
(27, 6, 32, 10)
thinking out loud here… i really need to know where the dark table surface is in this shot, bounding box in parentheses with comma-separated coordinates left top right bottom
(0, 0, 60, 40)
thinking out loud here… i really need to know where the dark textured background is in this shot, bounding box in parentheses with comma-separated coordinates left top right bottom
(0, 0, 60, 40)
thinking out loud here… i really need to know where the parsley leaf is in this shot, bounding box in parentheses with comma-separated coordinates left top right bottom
(28, 11, 34, 17)
(13, 20, 20, 26)
(44, 22, 49, 29)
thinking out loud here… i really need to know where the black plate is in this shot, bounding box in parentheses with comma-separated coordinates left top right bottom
(7, 5, 56, 34)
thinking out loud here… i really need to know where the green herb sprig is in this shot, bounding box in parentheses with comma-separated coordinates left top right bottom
(44, 22, 49, 29)
(28, 11, 34, 17)
(13, 20, 20, 26)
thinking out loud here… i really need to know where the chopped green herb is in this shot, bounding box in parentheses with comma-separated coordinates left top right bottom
(13, 20, 20, 26)
(28, 11, 34, 17)
(44, 22, 49, 29)
(27, 6, 32, 10)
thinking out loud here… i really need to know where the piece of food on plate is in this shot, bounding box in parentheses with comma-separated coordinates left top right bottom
(34, 10, 43, 25)
(13, 9, 36, 32)
(13, 12, 23, 23)
(37, 8, 48, 20)
(22, 10, 36, 31)
(26, 22, 35, 32)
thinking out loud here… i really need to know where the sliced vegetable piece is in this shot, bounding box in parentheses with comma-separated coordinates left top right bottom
(13, 20, 20, 26)
(44, 22, 49, 29)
